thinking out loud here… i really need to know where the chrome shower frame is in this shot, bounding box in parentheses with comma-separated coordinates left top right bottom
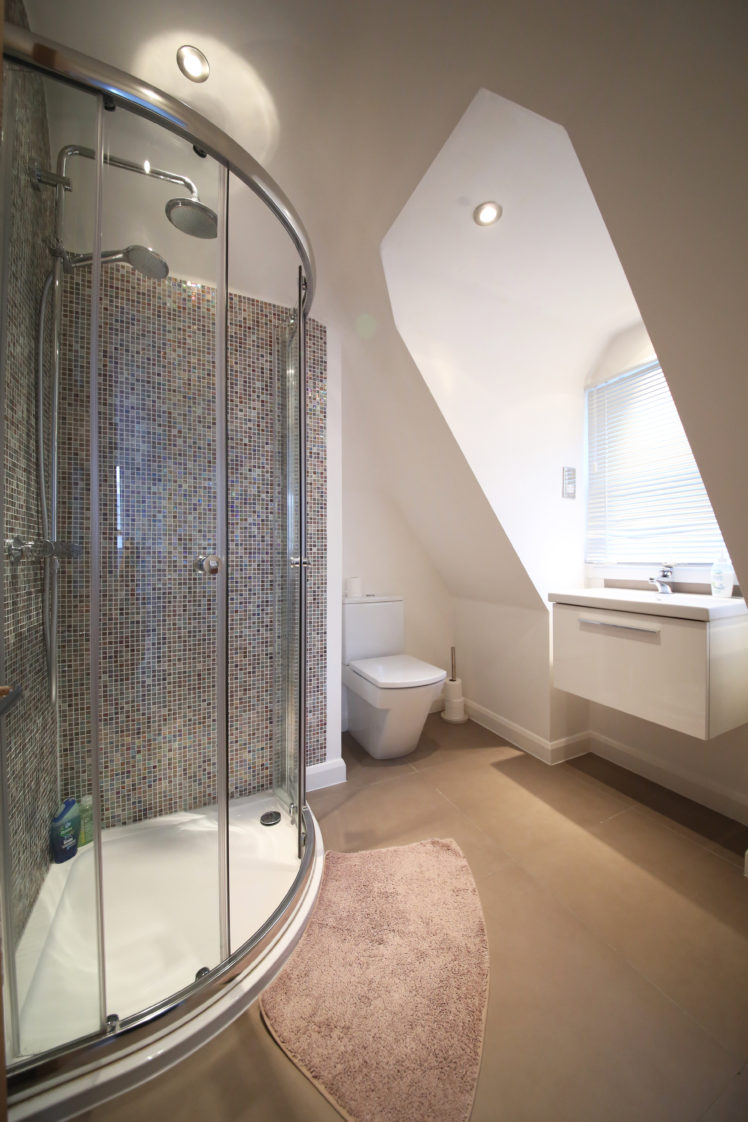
(2, 19, 317, 1104)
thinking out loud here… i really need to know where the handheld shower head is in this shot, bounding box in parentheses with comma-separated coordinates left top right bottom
(121, 245, 169, 279)
(67, 245, 169, 280)
(165, 197, 218, 239)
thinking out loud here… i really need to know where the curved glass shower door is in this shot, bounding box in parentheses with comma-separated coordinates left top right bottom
(0, 65, 104, 1057)
(93, 103, 227, 1015)
(226, 173, 305, 952)
(1, 22, 315, 1087)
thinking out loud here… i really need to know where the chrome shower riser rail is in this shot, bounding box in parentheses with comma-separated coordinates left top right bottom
(4, 23, 316, 311)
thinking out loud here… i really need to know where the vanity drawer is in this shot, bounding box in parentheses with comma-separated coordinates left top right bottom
(552, 604, 708, 737)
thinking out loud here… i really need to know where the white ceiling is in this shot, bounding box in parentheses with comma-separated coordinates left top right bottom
(22, 0, 641, 335)
(20, 0, 748, 603)
(382, 89, 642, 595)
(34, 23, 302, 304)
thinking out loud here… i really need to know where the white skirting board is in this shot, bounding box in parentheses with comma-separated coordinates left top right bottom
(306, 757, 347, 792)
(464, 700, 590, 765)
(464, 699, 748, 828)
(589, 731, 748, 827)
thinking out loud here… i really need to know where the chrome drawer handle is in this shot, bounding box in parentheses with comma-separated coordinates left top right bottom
(578, 616, 660, 635)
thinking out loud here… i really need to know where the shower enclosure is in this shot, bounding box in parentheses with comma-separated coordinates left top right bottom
(1, 20, 323, 1111)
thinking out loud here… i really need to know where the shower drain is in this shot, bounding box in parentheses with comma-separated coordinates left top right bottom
(260, 810, 281, 827)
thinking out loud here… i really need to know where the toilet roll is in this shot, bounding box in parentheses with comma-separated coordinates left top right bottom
(444, 677, 464, 702)
(345, 576, 362, 599)
(441, 677, 468, 723)
(442, 699, 468, 724)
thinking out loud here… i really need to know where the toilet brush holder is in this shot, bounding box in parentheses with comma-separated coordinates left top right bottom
(441, 677, 468, 724)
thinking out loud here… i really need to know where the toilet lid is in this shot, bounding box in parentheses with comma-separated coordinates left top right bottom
(349, 654, 447, 689)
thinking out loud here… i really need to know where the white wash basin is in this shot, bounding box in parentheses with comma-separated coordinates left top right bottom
(549, 587, 748, 738)
(548, 587, 747, 622)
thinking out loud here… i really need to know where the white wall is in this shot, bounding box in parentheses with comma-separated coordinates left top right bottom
(337, 282, 557, 742)
(27, 0, 748, 810)
(588, 705, 748, 825)
(341, 336, 454, 671)
(455, 599, 554, 740)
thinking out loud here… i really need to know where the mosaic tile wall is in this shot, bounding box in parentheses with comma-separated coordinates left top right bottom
(304, 323, 328, 769)
(58, 270, 327, 827)
(1, 58, 59, 938)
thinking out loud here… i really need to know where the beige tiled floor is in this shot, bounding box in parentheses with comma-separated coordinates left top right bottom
(78, 717, 748, 1121)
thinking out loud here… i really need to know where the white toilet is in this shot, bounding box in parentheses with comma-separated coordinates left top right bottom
(343, 596, 447, 759)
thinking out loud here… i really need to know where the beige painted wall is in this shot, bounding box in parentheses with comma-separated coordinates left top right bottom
(589, 705, 748, 825)
(336, 0, 748, 800)
(20, 0, 748, 807)
(454, 600, 555, 741)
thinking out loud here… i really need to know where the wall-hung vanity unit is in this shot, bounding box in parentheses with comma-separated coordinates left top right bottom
(549, 588, 748, 739)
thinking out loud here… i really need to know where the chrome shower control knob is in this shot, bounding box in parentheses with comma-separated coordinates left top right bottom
(193, 553, 222, 576)
(5, 537, 26, 564)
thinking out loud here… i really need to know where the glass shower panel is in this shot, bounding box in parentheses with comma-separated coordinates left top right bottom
(225, 172, 302, 953)
(0, 68, 102, 1059)
(284, 286, 302, 841)
(95, 108, 225, 1015)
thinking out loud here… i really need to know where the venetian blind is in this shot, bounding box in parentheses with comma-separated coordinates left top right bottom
(585, 361, 726, 564)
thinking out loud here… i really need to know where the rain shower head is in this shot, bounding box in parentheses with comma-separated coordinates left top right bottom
(165, 197, 218, 239)
(67, 245, 169, 280)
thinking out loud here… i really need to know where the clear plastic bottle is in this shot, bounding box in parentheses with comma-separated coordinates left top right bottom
(710, 551, 734, 598)
(78, 795, 94, 846)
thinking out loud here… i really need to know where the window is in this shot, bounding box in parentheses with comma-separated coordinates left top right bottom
(585, 360, 726, 564)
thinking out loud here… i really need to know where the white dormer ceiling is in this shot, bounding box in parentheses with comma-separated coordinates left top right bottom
(382, 89, 643, 597)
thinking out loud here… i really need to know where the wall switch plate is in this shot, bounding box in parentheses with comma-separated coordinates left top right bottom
(562, 466, 576, 499)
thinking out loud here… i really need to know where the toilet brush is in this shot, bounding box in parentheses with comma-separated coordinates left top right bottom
(441, 646, 468, 724)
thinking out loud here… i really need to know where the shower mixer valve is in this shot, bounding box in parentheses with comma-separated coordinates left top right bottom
(5, 536, 81, 564)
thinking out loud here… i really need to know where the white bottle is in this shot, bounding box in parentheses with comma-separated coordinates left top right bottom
(710, 551, 734, 598)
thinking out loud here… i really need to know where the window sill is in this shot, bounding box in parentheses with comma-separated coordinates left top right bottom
(584, 562, 718, 592)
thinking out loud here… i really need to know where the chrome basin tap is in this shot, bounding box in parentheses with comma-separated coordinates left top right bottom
(649, 565, 674, 594)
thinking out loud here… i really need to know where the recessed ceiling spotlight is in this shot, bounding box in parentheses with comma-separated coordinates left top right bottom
(176, 44, 210, 83)
(473, 201, 502, 226)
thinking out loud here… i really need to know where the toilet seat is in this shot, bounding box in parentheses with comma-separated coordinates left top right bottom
(348, 654, 447, 689)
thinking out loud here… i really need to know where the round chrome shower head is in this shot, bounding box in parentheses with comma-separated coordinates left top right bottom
(165, 197, 218, 239)
(67, 245, 169, 280)
(122, 245, 169, 279)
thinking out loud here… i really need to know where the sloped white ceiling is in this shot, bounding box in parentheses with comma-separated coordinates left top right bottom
(382, 90, 642, 598)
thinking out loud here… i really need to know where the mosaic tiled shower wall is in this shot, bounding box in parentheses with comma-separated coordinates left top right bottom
(58, 269, 327, 828)
(1, 57, 58, 937)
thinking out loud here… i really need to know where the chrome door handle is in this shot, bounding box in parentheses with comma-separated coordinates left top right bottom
(289, 556, 310, 569)
(193, 553, 222, 576)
